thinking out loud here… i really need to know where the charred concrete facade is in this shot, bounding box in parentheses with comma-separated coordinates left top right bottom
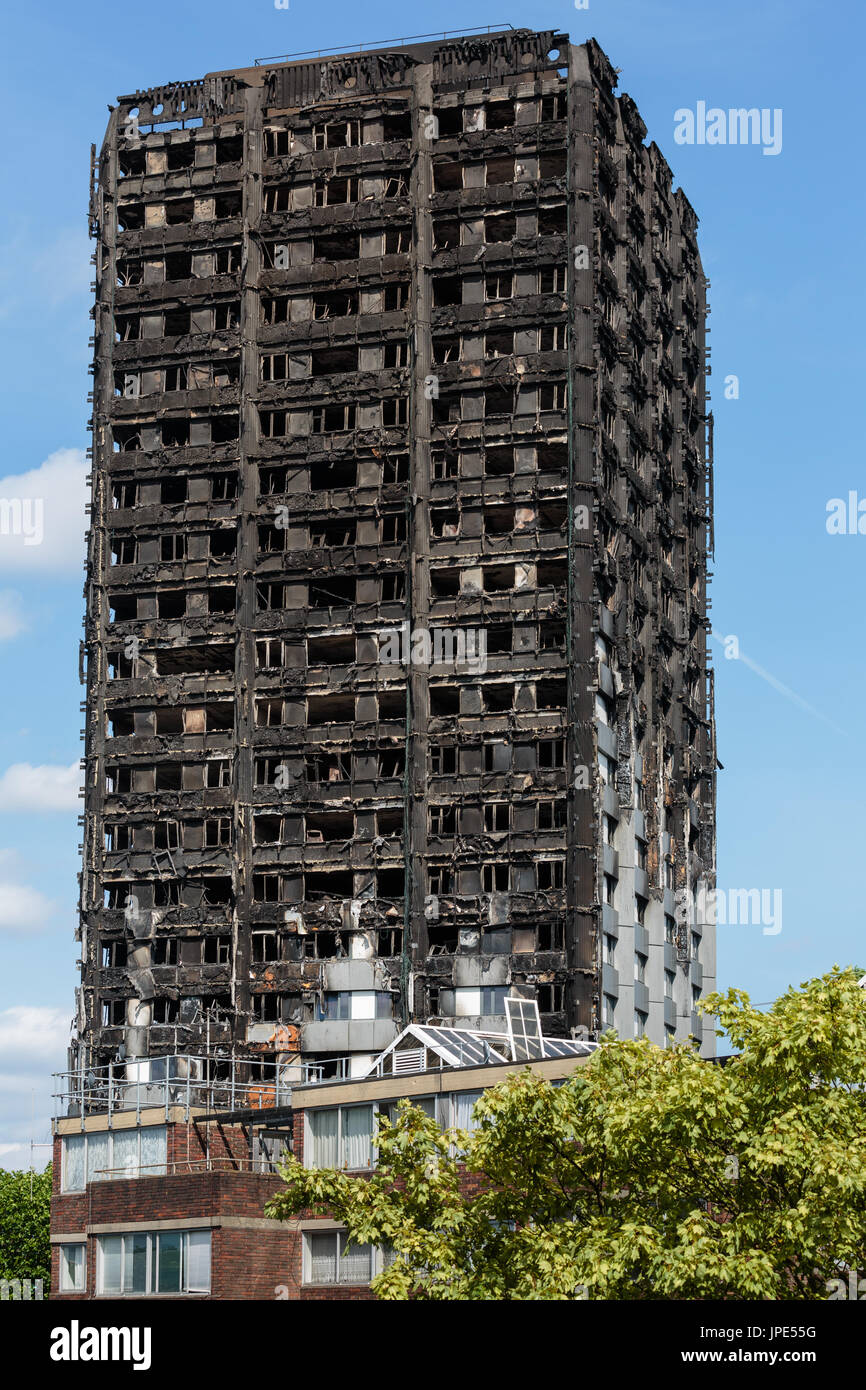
(77, 29, 717, 1087)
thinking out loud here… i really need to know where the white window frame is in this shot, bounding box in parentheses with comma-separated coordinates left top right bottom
(305, 1098, 433, 1172)
(305, 1092, 489, 1172)
(302, 1229, 391, 1286)
(96, 1229, 210, 1296)
(61, 1126, 167, 1192)
(305, 1104, 374, 1171)
(58, 1242, 86, 1293)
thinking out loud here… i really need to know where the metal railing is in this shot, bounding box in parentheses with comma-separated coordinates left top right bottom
(88, 1155, 287, 1179)
(53, 1053, 356, 1123)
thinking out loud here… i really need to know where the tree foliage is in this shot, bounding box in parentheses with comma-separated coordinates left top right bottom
(267, 969, 866, 1299)
(0, 1165, 52, 1288)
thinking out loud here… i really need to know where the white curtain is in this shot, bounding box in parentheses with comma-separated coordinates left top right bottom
(338, 1233, 372, 1283)
(342, 1106, 373, 1169)
(140, 1125, 166, 1177)
(61, 1244, 84, 1291)
(308, 1232, 337, 1283)
(453, 1090, 483, 1133)
(99, 1235, 122, 1294)
(63, 1135, 84, 1192)
(308, 1109, 338, 1168)
(112, 1129, 139, 1178)
(186, 1231, 211, 1293)
(86, 1131, 109, 1183)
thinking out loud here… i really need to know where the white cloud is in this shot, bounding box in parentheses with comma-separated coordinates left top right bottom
(0, 850, 57, 929)
(0, 1134, 53, 1167)
(0, 881, 55, 931)
(0, 1006, 70, 1060)
(0, 761, 81, 811)
(0, 590, 25, 640)
(0, 448, 87, 574)
(0, 1143, 51, 1171)
(0, 1142, 28, 1157)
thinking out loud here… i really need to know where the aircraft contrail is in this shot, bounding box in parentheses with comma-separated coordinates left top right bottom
(710, 630, 847, 736)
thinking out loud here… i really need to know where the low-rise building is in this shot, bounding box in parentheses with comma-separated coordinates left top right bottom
(50, 1011, 594, 1299)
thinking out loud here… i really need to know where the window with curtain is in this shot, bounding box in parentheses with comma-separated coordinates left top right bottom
(186, 1230, 211, 1293)
(100, 1235, 123, 1294)
(62, 1126, 167, 1190)
(307, 1106, 374, 1169)
(112, 1128, 139, 1179)
(305, 1231, 373, 1285)
(139, 1125, 167, 1177)
(86, 1132, 110, 1184)
(452, 1089, 483, 1133)
(338, 1232, 372, 1283)
(308, 1109, 338, 1168)
(307, 1098, 496, 1171)
(308, 1232, 338, 1284)
(59, 1243, 86, 1292)
(63, 1135, 85, 1192)
(342, 1105, 373, 1169)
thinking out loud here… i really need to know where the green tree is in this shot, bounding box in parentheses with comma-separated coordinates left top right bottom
(267, 968, 866, 1299)
(0, 1165, 52, 1289)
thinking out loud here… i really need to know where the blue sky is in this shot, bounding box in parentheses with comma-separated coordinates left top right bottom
(1, 0, 863, 1164)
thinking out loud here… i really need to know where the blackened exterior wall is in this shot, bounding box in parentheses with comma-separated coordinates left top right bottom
(76, 29, 715, 1088)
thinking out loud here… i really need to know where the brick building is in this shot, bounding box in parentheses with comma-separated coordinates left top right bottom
(50, 1018, 594, 1299)
(75, 26, 716, 1127)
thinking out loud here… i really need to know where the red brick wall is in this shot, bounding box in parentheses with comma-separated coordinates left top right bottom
(212, 1225, 293, 1300)
(167, 1118, 251, 1170)
(52, 1111, 471, 1300)
(50, 1122, 294, 1301)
